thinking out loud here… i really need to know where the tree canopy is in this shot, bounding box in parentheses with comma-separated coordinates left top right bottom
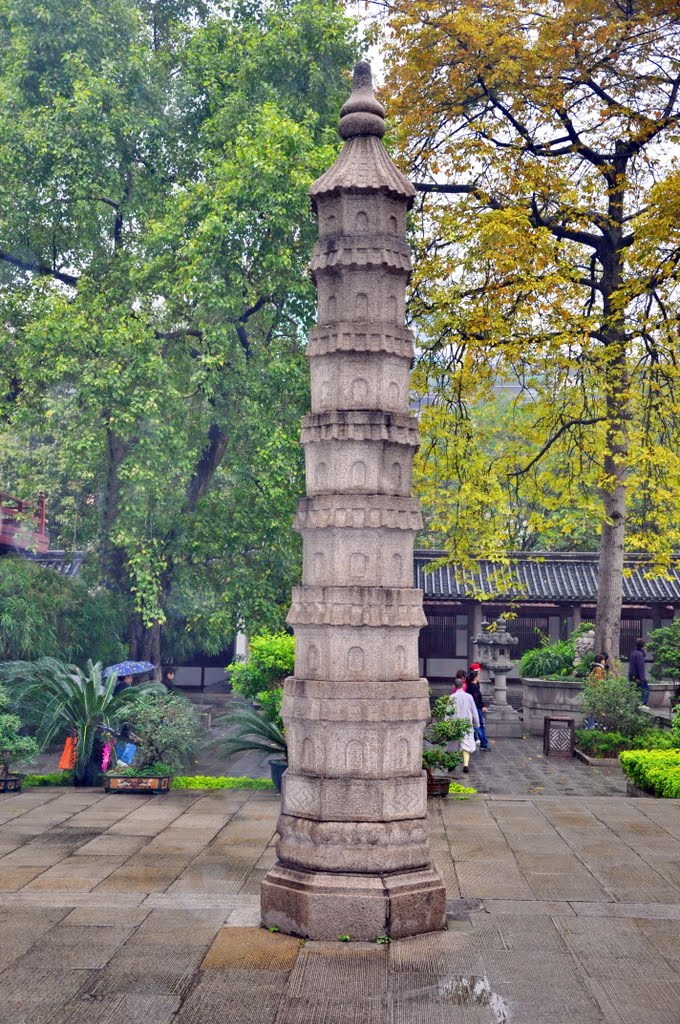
(383, 0, 680, 657)
(0, 0, 358, 663)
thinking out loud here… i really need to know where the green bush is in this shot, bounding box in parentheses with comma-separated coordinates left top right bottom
(227, 632, 295, 701)
(575, 729, 631, 758)
(581, 675, 646, 736)
(256, 687, 284, 731)
(520, 637, 575, 678)
(647, 619, 680, 682)
(619, 749, 680, 798)
(574, 728, 675, 758)
(0, 685, 39, 775)
(124, 690, 201, 773)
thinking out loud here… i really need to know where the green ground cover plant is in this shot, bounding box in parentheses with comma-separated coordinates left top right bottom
(448, 782, 477, 796)
(619, 750, 680, 798)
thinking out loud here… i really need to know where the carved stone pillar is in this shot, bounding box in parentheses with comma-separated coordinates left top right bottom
(260, 62, 446, 941)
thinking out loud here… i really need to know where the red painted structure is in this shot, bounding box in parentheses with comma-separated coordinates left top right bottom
(0, 492, 48, 554)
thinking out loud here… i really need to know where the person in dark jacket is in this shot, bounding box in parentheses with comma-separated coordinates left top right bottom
(466, 666, 489, 750)
(628, 638, 649, 705)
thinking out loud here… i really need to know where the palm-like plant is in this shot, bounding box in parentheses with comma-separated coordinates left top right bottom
(220, 700, 287, 761)
(0, 658, 149, 784)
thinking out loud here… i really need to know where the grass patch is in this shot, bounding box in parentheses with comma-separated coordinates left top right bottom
(24, 772, 74, 786)
(172, 775, 274, 790)
(22, 772, 274, 790)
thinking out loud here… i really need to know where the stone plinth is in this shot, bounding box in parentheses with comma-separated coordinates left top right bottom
(260, 62, 446, 939)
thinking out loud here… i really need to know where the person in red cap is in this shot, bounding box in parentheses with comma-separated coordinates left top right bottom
(466, 665, 489, 750)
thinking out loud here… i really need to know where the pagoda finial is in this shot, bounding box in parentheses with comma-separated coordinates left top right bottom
(338, 61, 385, 140)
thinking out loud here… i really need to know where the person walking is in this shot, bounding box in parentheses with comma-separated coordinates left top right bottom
(629, 637, 649, 705)
(466, 666, 489, 750)
(448, 679, 480, 774)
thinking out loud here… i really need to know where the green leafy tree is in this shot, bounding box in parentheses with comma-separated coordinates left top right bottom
(0, 558, 126, 663)
(0, 0, 358, 662)
(384, 0, 680, 660)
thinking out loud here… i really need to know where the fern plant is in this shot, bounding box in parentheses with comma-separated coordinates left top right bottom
(220, 700, 287, 761)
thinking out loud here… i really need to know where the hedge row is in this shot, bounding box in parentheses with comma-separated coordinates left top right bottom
(619, 749, 680, 798)
(22, 773, 274, 790)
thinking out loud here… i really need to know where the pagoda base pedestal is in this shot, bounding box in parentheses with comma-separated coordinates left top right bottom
(485, 702, 523, 738)
(260, 862, 446, 941)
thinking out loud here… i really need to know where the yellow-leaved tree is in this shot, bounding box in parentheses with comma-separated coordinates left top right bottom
(382, 0, 680, 660)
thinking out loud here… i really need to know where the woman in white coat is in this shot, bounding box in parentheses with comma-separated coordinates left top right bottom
(448, 680, 480, 774)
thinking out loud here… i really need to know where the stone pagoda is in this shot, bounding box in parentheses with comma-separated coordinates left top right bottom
(260, 62, 446, 941)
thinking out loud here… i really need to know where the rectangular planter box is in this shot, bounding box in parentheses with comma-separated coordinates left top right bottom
(574, 749, 622, 768)
(0, 774, 24, 793)
(104, 774, 172, 794)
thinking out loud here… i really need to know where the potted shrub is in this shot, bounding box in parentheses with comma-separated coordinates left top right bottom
(220, 689, 287, 791)
(0, 658, 148, 786)
(423, 696, 471, 797)
(104, 689, 201, 793)
(0, 686, 39, 793)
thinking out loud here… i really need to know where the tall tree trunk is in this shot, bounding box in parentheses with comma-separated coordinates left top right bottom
(594, 168, 629, 664)
(100, 426, 129, 592)
(128, 615, 161, 678)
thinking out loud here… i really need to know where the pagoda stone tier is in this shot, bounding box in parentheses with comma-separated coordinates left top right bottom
(260, 62, 446, 941)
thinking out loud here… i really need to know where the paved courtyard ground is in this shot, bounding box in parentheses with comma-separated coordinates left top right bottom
(2, 740, 680, 1024)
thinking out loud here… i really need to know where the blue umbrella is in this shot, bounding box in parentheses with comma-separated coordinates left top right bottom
(103, 660, 155, 678)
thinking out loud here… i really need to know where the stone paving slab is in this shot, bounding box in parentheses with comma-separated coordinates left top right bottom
(1, 742, 680, 1023)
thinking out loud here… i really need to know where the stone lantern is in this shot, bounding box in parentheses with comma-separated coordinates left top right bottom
(259, 63, 446, 941)
(472, 617, 522, 738)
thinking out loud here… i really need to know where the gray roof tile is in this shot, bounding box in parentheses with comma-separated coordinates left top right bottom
(414, 551, 680, 604)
